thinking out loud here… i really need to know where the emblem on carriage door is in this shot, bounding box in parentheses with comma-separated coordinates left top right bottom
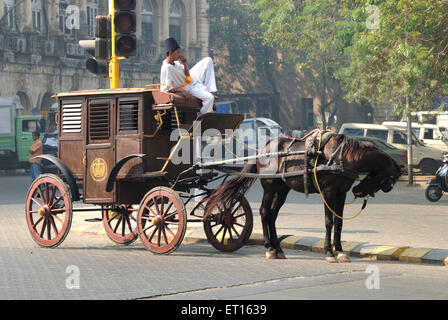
(90, 158, 108, 182)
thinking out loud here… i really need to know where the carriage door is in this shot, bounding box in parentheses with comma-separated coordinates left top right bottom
(84, 98, 115, 203)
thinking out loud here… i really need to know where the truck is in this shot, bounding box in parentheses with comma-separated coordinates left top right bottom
(0, 96, 43, 169)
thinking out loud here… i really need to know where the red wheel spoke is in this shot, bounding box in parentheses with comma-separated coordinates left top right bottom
(148, 226, 159, 242)
(113, 216, 123, 233)
(49, 185, 57, 207)
(231, 225, 241, 238)
(165, 225, 175, 237)
(157, 228, 161, 246)
(39, 218, 47, 238)
(160, 196, 165, 217)
(52, 213, 64, 224)
(50, 216, 59, 235)
(141, 224, 155, 234)
(51, 196, 63, 209)
(125, 213, 134, 234)
(213, 225, 225, 238)
(145, 205, 157, 217)
(121, 213, 126, 236)
(32, 216, 44, 230)
(164, 211, 179, 220)
(221, 227, 228, 244)
(45, 183, 50, 204)
(47, 217, 52, 240)
(31, 197, 43, 207)
(161, 226, 168, 244)
(51, 208, 66, 214)
(164, 221, 178, 225)
(36, 187, 46, 204)
(154, 197, 161, 214)
(162, 201, 173, 217)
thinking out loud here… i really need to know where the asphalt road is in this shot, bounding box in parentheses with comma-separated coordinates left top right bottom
(0, 173, 447, 301)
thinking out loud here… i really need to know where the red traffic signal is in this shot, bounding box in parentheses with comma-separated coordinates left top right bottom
(115, 35, 136, 57)
(114, 0, 136, 57)
(114, 0, 135, 10)
(114, 12, 136, 34)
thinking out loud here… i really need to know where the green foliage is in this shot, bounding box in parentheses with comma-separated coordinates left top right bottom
(209, 0, 272, 70)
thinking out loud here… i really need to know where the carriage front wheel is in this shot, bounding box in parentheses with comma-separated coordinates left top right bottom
(25, 174, 73, 248)
(137, 187, 187, 254)
(203, 196, 253, 252)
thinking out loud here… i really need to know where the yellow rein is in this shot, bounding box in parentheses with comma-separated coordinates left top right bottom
(312, 130, 365, 220)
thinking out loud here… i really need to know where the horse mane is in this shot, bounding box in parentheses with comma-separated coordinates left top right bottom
(331, 134, 377, 162)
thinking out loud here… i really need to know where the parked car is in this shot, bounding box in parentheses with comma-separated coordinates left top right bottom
(339, 123, 443, 174)
(233, 117, 284, 156)
(352, 136, 408, 168)
(382, 121, 448, 152)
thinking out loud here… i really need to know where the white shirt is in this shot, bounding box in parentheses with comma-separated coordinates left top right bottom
(160, 59, 196, 92)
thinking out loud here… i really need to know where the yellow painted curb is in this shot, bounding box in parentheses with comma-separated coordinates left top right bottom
(281, 236, 303, 249)
(311, 240, 326, 253)
(371, 246, 410, 260)
(247, 233, 264, 245)
(341, 241, 363, 254)
(399, 248, 432, 263)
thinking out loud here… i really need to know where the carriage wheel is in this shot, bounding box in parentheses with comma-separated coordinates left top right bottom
(102, 204, 138, 245)
(25, 174, 73, 248)
(203, 196, 253, 252)
(137, 187, 187, 254)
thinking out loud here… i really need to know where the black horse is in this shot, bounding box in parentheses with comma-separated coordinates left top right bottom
(205, 131, 404, 263)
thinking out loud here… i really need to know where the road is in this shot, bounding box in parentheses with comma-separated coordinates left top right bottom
(0, 173, 447, 301)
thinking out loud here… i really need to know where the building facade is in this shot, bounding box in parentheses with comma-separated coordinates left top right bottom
(0, 0, 210, 114)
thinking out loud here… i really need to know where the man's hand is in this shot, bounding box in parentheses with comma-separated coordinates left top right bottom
(179, 55, 187, 64)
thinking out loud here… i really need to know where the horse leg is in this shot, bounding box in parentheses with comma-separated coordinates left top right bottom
(324, 204, 337, 263)
(259, 189, 277, 259)
(268, 187, 290, 259)
(333, 192, 351, 263)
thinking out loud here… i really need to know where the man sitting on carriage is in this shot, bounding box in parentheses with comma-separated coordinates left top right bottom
(160, 38, 218, 115)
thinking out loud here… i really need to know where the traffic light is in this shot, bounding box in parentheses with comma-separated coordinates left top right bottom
(79, 15, 111, 75)
(114, 0, 137, 57)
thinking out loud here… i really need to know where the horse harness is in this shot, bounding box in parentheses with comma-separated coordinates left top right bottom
(281, 130, 358, 197)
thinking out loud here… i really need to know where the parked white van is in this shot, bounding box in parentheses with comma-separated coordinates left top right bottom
(382, 121, 448, 152)
(339, 123, 443, 174)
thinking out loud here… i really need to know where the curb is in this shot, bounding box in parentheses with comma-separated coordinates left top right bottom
(70, 221, 448, 266)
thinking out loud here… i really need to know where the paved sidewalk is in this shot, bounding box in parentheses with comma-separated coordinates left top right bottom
(71, 176, 448, 266)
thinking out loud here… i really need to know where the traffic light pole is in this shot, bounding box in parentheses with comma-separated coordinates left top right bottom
(109, 0, 120, 89)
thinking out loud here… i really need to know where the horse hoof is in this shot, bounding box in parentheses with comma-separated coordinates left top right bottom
(325, 256, 338, 263)
(276, 252, 286, 259)
(337, 253, 351, 263)
(266, 251, 277, 259)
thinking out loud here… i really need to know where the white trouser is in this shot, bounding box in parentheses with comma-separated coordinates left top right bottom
(185, 57, 217, 115)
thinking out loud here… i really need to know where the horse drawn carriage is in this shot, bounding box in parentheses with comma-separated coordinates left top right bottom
(25, 87, 253, 254)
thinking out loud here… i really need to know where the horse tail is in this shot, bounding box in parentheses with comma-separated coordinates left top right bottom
(203, 163, 257, 219)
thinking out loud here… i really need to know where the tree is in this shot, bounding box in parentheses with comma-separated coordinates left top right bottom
(337, 0, 448, 183)
(256, 0, 358, 129)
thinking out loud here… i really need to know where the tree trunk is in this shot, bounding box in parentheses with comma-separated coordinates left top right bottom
(406, 96, 414, 185)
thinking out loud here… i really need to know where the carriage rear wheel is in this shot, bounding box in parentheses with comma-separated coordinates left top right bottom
(25, 174, 73, 248)
(203, 196, 253, 252)
(137, 187, 187, 254)
(102, 204, 138, 245)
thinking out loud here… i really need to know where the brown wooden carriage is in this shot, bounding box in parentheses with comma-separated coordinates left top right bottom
(25, 87, 253, 254)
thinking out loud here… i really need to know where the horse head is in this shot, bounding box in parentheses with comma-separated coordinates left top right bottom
(352, 151, 405, 198)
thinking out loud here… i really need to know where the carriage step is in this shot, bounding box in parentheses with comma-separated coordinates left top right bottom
(84, 218, 102, 222)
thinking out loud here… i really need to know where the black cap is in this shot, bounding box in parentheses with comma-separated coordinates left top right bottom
(164, 38, 180, 53)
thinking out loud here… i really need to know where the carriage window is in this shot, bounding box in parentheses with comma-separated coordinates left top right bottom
(119, 101, 138, 131)
(392, 131, 407, 144)
(22, 120, 41, 133)
(88, 102, 110, 142)
(366, 129, 387, 141)
(342, 128, 363, 136)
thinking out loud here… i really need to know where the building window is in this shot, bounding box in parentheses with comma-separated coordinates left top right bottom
(302, 98, 314, 129)
(3, 0, 16, 30)
(141, 0, 153, 42)
(86, 0, 98, 38)
(59, 2, 72, 34)
(169, 0, 182, 44)
(31, 0, 42, 32)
